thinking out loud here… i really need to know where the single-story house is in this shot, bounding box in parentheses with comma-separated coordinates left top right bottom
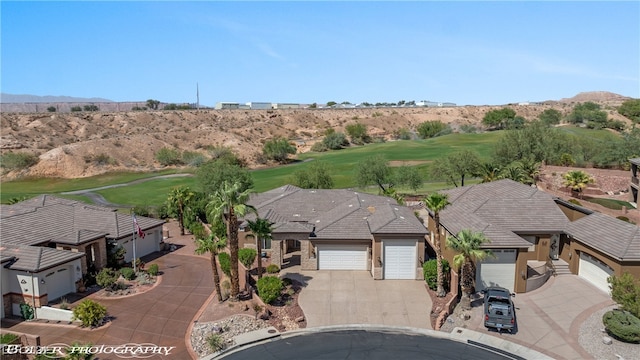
(239, 185, 428, 280)
(425, 179, 640, 294)
(0, 195, 164, 317)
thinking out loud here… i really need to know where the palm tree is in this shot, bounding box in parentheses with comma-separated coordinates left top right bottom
(562, 170, 594, 198)
(499, 163, 526, 183)
(517, 157, 541, 186)
(446, 229, 493, 310)
(206, 181, 256, 299)
(246, 218, 273, 279)
(477, 162, 501, 183)
(167, 186, 195, 235)
(424, 192, 450, 298)
(195, 233, 227, 302)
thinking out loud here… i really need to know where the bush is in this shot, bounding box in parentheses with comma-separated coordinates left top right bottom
(96, 268, 119, 290)
(71, 106, 82, 112)
(0, 333, 19, 344)
(262, 137, 296, 163)
(393, 127, 412, 140)
(0, 152, 39, 171)
(322, 132, 348, 150)
(120, 267, 135, 280)
(416, 120, 447, 139)
(422, 259, 450, 291)
(608, 272, 640, 318)
(72, 299, 107, 327)
(602, 309, 640, 343)
(218, 252, 231, 277)
(266, 264, 280, 274)
(155, 147, 183, 166)
(238, 248, 257, 269)
(256, 276, 283, 304)
(459, 124, 478, 134)
(182, 151, 206, 167)
(310, 142, 328, 152)
(207, 333, 225, 352)
(148, 263, 159, 276)
(345, 123, 371, 145)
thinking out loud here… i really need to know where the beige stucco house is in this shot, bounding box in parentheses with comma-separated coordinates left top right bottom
(239, 185, 428, 280)
(425, 179, 640, 294)
(0, 195, 164, 318)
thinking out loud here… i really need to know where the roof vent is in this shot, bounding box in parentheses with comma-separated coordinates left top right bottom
(367, 206, 376, 213)
(348, 204, 353, 207)
(293, 214, 300, 217)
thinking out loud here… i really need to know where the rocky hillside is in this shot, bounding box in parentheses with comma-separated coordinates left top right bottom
(0, 92, 634, 179)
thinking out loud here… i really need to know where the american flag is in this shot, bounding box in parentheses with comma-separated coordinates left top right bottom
(133, 215, 146, 239)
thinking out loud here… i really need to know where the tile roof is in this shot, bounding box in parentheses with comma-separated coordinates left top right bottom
(247, 186, 426, 240)
(1, 243, 85, 272)
(1, 195, 165, 247)
(436, 179, 568, 248)
(566, 212, 640, 261)
(432, 179, 640, 260)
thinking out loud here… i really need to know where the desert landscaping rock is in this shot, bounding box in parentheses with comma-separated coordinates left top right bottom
(191, 315, 269, 358)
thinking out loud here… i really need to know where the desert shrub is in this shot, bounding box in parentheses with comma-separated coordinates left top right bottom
(238, 248, 257, 269)
(602, 309, 640, 343)
(416, 120, 447, 139)
(120, 267, 135, 280)
(0, 152, 39, 171)
(422, 259, 450, 291)
(47, 106, 57, 112)
(256, 276, 283, 304)
(608, 272, 640, 318)
(72, 299, 107, 327)
(263, 137, 296, 163)
(155, 147, 183, 166)
(218, 252, 231, 277)
(59, 297, 70, 310)
(147, 263, 159, 276)
(182, 151, 206, 167)
(96, 268, 119, 290)
(0, 333, 19, 344)
(393, 127, 412, 140)
(345, 123, 371, 145)
(206, 333, 225, 352)
(434, 127, 453, 137)
(266, 264, 280, 274)
(71, 106, 82, 112)
(310, 142, 328, 152)
(459, 124, 478, 134)
(322, 132, 348, 150)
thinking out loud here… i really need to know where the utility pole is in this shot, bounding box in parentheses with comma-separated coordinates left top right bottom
(196, 82, 200, 110)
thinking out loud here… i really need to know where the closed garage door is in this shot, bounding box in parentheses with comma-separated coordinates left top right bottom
(579, 252, 613, 294)
(476, 249, 516, 293)
(318, 244, 368, 270)
(136, 232, 158, 258)
(44, 266, 74, 301)
(384, 240, 417, 279)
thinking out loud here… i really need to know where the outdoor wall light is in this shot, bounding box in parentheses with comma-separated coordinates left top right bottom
(520, 271, 526, 280)
(377, 257, 382, 266)
(569, 252, 572, 260)
(41, 279, 45, 284)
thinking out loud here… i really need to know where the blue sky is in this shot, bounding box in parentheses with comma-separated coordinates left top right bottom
(1, 1, 638, 106)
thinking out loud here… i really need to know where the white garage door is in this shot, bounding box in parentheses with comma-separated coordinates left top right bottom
(476, 249, 516, 293)
(135, 232, 158, 259)
(44, 267, 74, 301)
(384, 240, 417, 279)
(579, 252, 613, 294)
(318, 244, 368, 270)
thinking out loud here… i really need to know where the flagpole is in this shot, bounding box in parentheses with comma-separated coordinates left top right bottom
(132, 212, 138, 276)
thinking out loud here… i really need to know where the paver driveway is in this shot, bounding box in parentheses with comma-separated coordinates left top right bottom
(461, 275, 614, 360)
(292, 270, 433, 329)
(1, 252, 214, 359)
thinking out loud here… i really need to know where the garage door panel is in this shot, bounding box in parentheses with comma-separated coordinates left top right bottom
(476, 250, 516, 293)
(318, 244, 368, 270)
(45, 267, 74, 301)
(384, 241, 417, 280)
(579, 253, 613, 294)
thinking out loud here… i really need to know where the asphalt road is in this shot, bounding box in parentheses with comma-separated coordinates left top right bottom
(219, 330, 518, 360)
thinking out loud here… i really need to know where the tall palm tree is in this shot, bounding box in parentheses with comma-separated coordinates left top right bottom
(562, 170, 594, 198)
(246, 218, 273, 279)
(167, 186, 195, 235)
(424, 192, 450, 298)
(195, 233, 227, 302)
(476, 162, 501, 183)
(517, 157, 541, 186)
(446, 229, 493, 310)
(206, 181, 256, 299)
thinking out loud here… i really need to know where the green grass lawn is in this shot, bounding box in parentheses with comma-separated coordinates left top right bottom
(584, 197, 634, 210)
(557, 126, 622, 141)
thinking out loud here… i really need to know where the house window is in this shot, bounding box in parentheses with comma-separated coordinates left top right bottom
(262, 238, 272, 250)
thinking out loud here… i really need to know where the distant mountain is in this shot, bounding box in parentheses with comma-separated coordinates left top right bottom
(557, 91, 632, 104)
(0, 93, 113, 103)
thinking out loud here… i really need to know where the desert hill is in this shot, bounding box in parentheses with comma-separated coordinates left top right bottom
(0, 92, 635, 180)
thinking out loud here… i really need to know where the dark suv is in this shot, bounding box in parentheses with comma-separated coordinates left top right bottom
(482, 286, 516, 333)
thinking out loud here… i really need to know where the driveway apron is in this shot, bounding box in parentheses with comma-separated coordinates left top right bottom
(296, 270, 433, 329)
(1, 252, 214, 359)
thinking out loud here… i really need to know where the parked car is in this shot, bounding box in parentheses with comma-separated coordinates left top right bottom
(482, 286, 516, 333)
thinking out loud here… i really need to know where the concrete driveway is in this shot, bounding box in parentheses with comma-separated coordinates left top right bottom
(289, 270, 433, 329)
(458, 275, 614, 360)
